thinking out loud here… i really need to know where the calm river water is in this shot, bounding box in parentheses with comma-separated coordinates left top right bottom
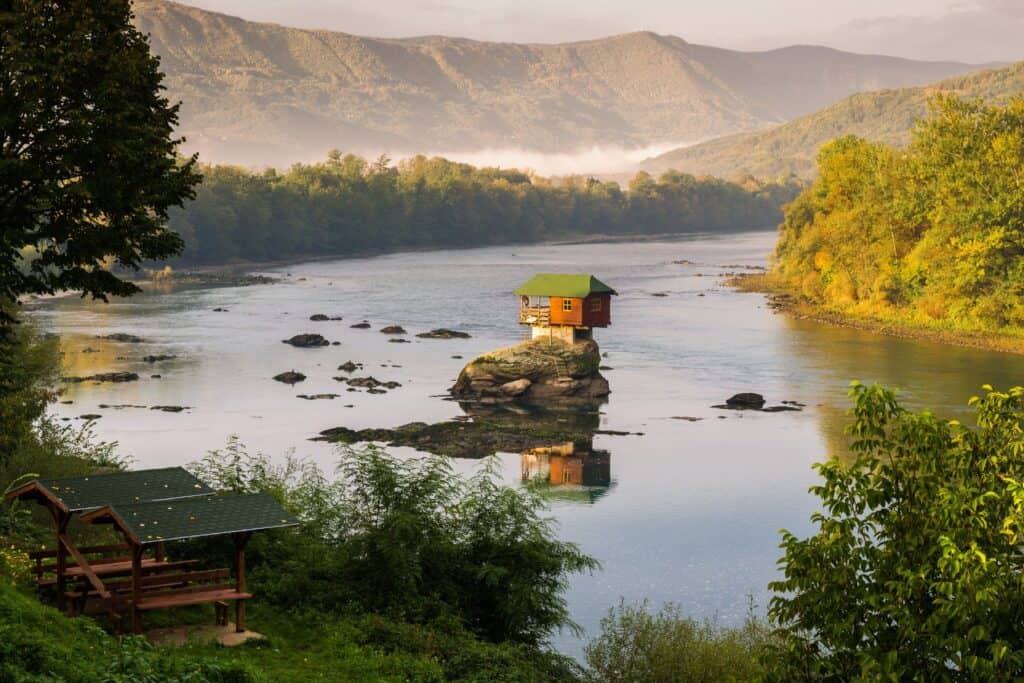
(29, 231, 1024, 657)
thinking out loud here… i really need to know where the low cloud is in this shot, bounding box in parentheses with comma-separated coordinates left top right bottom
(408, 142, 695, 177)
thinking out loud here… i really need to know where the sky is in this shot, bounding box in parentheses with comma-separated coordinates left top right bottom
(182, 0, 1024, 63)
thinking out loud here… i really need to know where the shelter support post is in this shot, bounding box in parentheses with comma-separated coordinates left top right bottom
(131, 543, 143, 634)
(233, 532, 252, 632)
(51, 509, 69, 612)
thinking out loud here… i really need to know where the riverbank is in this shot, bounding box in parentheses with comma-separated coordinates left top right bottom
(730, 273, 1024, 356)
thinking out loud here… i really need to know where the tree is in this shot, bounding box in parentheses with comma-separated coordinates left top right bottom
(765, 382, 1024, 680)
(0, 0, 200, 324)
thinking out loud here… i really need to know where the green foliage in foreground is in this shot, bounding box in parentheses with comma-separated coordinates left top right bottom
(766, 383, 1024, 680)
(188, 438, 598, 647)
(584, 600, 770, 682)
(0, 575, 583, 682)
(168, 153, 803, 265)
(774, 95, 1024, 334)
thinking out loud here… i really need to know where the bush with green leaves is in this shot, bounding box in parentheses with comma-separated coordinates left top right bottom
(765, 382, 1024, 680)
(583, 599, 769, 682)
(189, 440, 598, 647)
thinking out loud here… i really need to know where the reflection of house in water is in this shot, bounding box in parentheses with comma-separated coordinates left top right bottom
(521, 440, 612, 504)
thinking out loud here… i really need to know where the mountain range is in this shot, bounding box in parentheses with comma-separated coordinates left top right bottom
(134, 0, 991, 167)
(641, 60, 1024, 179)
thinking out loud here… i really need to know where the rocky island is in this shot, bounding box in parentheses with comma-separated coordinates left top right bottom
(450, 338, 609, 409)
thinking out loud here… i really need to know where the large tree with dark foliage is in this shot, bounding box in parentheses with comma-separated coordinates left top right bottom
(0, 0, 199, 323)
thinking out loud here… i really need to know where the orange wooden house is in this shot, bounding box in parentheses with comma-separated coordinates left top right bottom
(515, 273, 617, 344)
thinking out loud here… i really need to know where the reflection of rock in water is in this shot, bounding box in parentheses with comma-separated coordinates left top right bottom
(521, 439, 613, 504)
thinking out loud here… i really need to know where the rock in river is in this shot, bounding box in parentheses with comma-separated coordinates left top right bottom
(711, 393, 803, 413)
(337, 361, 361, 372)
(98, 333, 147, 343)
(416, 328, 471, 339)
(379, 325, 407, 335)
(724, 393, 766, 409)
(451, 338, 609, 409)
(63, 372, 140, 383)
(350, 322, 371, 329)
(273, 371, 307, 384)
(282, 333, 329, 347)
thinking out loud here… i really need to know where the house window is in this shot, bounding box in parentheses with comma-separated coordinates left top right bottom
(590, 298, 602, 312)
(562, 470, 572, 483)
(562, 299, 573, 312)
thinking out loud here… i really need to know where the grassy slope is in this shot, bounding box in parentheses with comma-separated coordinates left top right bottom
(645, 61, 1024, 179)
(0, 579, 489, 682)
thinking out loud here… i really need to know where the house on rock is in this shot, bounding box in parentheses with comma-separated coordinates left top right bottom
(515, 273, 617, 344)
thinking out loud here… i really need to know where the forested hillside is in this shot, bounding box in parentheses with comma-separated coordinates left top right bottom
(770, 95, 1024, 336)
(167, 154, 802, 264)
(645, 62, 1024, 179)
(132, 0, 986, 165)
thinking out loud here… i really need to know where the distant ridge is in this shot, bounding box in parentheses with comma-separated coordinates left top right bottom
(642, 61, 1024, 179)
(133, 0, 990, 166)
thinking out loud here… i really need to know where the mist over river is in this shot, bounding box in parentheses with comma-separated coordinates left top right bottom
(29, 231, 1024, 658)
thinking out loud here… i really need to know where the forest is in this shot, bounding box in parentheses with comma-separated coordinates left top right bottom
(166, 153, 803, 265)
(772, 95, 1024, 336)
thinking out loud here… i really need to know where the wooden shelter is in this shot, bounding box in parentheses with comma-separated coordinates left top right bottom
(514, 273, 617, 344)
(5, 467, 214, 612)
(81, 492, 298, 634)
(6, 469, 297, 635)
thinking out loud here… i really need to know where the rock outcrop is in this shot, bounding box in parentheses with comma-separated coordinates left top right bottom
(451, 338, 609, 408)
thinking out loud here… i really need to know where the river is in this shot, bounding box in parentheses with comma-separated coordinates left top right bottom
(29, 230, 1024, 657)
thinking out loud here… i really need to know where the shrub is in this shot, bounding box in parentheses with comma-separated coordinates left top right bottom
(765, 383, 1024, 680)
(583, 600, 769, 682)
(188, 441, 598, 646)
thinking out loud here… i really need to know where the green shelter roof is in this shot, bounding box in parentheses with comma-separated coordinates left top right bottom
(5, 467, 214, 513)
(81, 493, 299, 544)
(514, 274, 617, 298)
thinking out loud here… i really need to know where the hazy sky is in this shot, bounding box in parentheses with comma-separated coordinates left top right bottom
(183, 0, 1024, 63)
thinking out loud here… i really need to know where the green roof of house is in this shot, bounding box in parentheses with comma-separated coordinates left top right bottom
(5, 467, 214, 513)
(514, 274, 617, 298)
(81, 493, 299, 544)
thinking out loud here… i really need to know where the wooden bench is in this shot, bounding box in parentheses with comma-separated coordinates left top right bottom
(136, 586, 252, 611)
(66, 568, 229, 599)
(29, 544, 130, 586)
